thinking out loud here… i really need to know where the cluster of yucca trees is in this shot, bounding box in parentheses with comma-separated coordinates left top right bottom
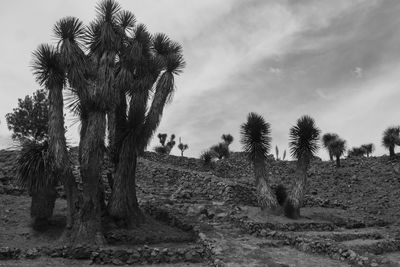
(348, 144, 374, 158)
(30, 0, 184, 244)
(240, 113, 320, 219)
(322, 126, 400, 162)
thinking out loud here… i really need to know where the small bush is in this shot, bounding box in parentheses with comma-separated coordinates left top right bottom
(200, 150, 216, 165)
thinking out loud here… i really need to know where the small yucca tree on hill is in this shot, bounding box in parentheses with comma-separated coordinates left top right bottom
(17, 140, 57, 229)
(240, 112, 279, 213)
(322, 133, 338, 161)
(285, 115, 320, 219)
(330, 138, 346, 167)
(178, 142, 188, 157)
(382, 127, 400, 159)
(361, 143, 374, 157)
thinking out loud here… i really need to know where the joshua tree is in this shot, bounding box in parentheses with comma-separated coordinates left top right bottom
(285, 115, 320, 219)
(166, 134, 176, 153)
(108, 24, 185, 227)
(46, 0, 185, 241)
(361, 143, 374, 157)
(240, 112, 279, 212)
(322, 133, 339, 161)
(222, 134, 234, 146)
(178, 137, 188, 157)
(158, 133, 168, 146)
(154, 133, 176, 155)
(330, 138, 346, 167)
(16, 140, 57, 229)
(31, 44, 78, 230)
(382, 127, 400, 159)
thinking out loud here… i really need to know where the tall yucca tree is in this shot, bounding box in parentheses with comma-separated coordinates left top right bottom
(109, 30, 185, 227)
(53, 0, 124, 243)
(53, 16, 86, 230)
(285, 115, 320, 219)
(240, 113, 279, 212)
(382, 127, 400, 159)
(31, 44, 76, 226)
(322, 133, 338, 161)
(72, 0, 123, 244)
(330, 138, 346, 167)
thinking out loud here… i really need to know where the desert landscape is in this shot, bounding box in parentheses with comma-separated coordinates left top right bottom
(1, 0, 400, 266)
(1, 147, 400, 266)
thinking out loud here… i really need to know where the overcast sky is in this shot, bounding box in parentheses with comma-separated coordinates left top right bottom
(1, 0, 400, 159)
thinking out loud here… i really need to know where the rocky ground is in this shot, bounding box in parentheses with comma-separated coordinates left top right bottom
(1, 149, 400, 266)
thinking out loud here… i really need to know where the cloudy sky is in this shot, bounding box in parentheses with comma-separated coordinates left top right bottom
(0, 0, 399, 159)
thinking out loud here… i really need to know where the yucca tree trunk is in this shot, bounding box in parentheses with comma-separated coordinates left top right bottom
(336, 156, 341, 167)
(389, 146, 395, 159)
(284, 157, 309, 219)
(109, 135, 144, 228)
(108, 90, 148, 226)
(30, 184, 57, 229)
(74, 111, 106, 245)
(106, 89, 127, 183)
(253, 158, 279, 213)
(48, 85, 78, 228)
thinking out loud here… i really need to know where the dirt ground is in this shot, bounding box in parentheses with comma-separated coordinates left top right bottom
(0, 258, 207, 267)
(0, 194, 194, 249)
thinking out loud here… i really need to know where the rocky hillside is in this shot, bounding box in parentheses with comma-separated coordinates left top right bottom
(1, 148, 400, 223)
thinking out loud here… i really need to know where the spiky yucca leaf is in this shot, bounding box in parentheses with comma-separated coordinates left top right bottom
(289, 115, 320, 160)
(87, 1, 122, 57)
(54, 17, 86, 49)
(53, 17, 87, 87)
(32, 44, 65, 89)
(17, 140, 54, 193)
(240, 112, 271, 161)
(96, 0, 121, 23)
(153, 33, 183, 56)
(117, 10, 135, 31)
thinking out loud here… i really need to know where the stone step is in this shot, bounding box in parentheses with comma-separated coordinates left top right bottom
(201, 223, 351, 267)
(294, 228, 384, 242)
(340, 239, 400, 255)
